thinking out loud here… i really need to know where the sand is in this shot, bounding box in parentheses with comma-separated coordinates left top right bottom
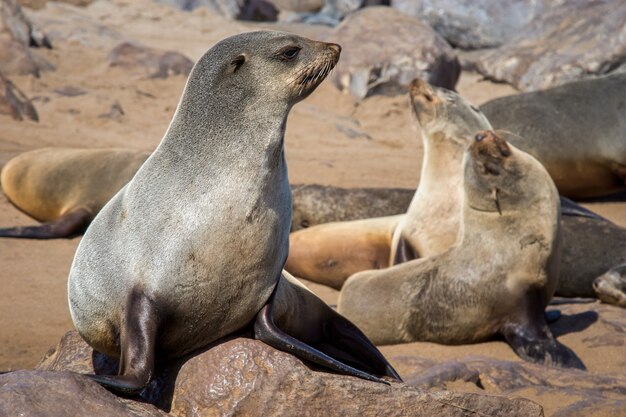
(0, 1, 624, 414)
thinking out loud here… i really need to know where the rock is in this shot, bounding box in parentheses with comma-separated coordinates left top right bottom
(0, 370, 169, 417)
(18, 0, 48, 9)
(327, 7, 460, 98)
(0, 0, 53, 76)
(107, 42, 194, 78)
(403, 356, 626, 417)
(34, 331, 544, 416)
(154, 0, 278, 21)
(27, 2, 126, 48)
(473, 0, 626, 91)
(0, 70, 38, 121)
(391, 0, 547, 50)
(272, 0, 323, 13)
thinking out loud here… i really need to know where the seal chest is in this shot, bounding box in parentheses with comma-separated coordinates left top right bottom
(67, 31, 343, 393)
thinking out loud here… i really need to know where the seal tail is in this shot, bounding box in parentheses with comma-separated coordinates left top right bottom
(254, 293, 402, 384)
(0, 208, 92, 239)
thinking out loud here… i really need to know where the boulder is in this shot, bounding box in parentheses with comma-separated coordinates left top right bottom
(31, 331, 545, 417)
(473, 0, 626, 91)
(154, 0, 278, 21)
(327, 7, 460, 98)
(0, 0, 53, 76)
(0, 70, 38, 121)
(391, 0, 548, 50)
(107, 42, 194, 79)
(0, 370, 169, 417)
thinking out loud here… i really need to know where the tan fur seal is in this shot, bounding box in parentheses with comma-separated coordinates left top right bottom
(338, 130, 584, 369)
(480, 73, 626, 200)
(0, 147, 150, 238)
(593, 263, 626, 308)
(68, 31, 399, 394)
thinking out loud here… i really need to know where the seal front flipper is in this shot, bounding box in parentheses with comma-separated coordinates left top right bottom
(85, 288, 160, 395)
(500, 304, 585, 370)
(0, 207, 92, 239)
(254, 272, 401, 383)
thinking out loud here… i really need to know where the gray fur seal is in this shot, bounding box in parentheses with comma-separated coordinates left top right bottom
(338, 130, 584, 369)
(480, 73, 626, 200)
(68, 31, 399, 394)
(0, 147, 149, 238)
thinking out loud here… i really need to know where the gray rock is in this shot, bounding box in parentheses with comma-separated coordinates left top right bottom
(474, 0, 626, 91)
(154, 0, 278, 21)
(391, 0, 550, 50)
(0, 70, 38, 121)
(107, 42, 194, 79)
(0, 370, 169, 417)
(0, 0, 53, 76)
(328, 6, 460, 98)
(33, 331, 544, 417)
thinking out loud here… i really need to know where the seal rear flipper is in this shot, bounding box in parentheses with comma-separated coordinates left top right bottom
(254, 303, 398, 384)
(86, 288, 160, 395)
(255, 274, 402, 383)
(500, 316, 585, 370)
(0, 207, 92, 239)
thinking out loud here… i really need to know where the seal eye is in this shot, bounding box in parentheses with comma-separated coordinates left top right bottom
(279, 46, 301, 61)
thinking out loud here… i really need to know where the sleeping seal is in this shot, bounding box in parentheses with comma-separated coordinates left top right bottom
(338, 131, 584, 369)
(68, 31, 399, 394)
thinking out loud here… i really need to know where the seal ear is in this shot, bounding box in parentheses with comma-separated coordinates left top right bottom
(231, 54, 246, 73)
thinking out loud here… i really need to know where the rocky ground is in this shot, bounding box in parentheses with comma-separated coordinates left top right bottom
(0, 1, 624, 416)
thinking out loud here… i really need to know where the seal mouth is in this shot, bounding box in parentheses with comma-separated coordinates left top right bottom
(294, 44, 341, 96)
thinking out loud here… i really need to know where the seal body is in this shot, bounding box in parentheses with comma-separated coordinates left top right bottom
(339, 131, 583, 369)
(67, 32, 399, 393)
(0, 148, 149, 238)
(481, 73, 626, 199)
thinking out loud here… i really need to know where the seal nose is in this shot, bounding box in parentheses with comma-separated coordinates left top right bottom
(410, 79, 433, 102)
(327, 43, 341, 54)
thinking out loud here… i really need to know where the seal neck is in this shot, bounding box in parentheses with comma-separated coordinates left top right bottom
(157, 74, 291, 173)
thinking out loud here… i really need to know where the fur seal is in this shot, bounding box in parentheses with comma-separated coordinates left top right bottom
(68, 31, 399, 394)
(338, 130, 584, 369)
(480, 73, 626, 200)
(0, 147, 150, 239)
(286, 80, 626, 306)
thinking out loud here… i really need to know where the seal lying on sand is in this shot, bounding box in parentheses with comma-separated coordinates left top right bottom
(286, 80, 626, 305)
(480, 73, 626, 200)
(338, 130, 584, 369)
(0, 148, 150, 239)
(68, 31, 399, 395)
(0, 156, 412, 237)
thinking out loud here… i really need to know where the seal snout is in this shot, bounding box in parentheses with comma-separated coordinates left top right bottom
(473, 130, 511, 157)
(409, 79, 434, 103)
(326, 43, 342, 55)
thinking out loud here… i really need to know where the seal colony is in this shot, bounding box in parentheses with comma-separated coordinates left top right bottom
(285, 79, 626, 305)
(338, 130, 584, 368)
(67, 31, 400, 394)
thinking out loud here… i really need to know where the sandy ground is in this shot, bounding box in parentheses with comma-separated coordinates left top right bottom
(0, 1, 624, 413)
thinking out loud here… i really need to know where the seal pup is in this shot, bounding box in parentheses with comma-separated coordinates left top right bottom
(68, 31, 399, 394)
(338, 131, 584, 369)
(481, 73, 626, 200)
(0, 147, 150, 239)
